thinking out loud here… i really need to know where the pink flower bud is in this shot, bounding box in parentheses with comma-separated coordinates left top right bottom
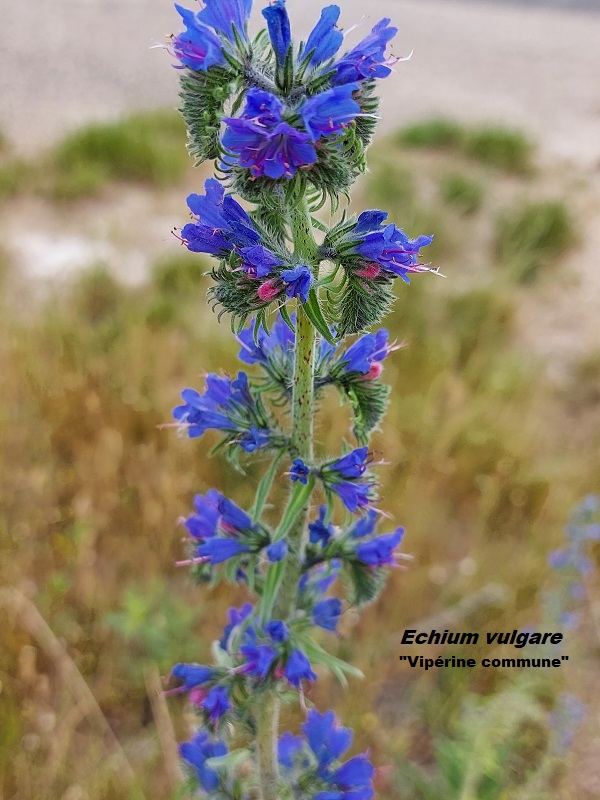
(189, 688, 208, 706)
(355, 263, 380, 279)
(257, 279, 282, 301)
(361, 362, 383, 381)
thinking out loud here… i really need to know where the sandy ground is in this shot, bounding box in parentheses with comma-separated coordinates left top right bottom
(3, 0, 600, 165)
(2, 0, 599, 373)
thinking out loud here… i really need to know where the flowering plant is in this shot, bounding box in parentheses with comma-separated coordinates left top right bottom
(163, 1, 435, 797)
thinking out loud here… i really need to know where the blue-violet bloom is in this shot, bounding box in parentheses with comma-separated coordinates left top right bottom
(333, 18, 398, 84)
(196, 0, 252, 42)
(223, 89, 317, 179)
(301, 5, 344, 67)
(309, 506, 334, 546)
(281, 265, 313, 302)
(285, 649, 318, 686)
(172, 663, 215, 690)
(202, 686, 231, 722)
(356, 528, 404, 566)
(300, 84, 360, 142)
(290, 458, 311, 485)
(262, 0, 291, 62)
(312, 598, 343, 632)
(179, 731, 227, 792)
(171, 4, 226, 71)
(198, 538, 252, 564)
(266, 540, 288, 562)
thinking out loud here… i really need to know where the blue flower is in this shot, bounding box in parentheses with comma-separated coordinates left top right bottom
(172, 663, 215, 690)
(289, 710, 375, 800)
(312, 598, 343, 632)
(219, 602, 254, 650)
(309, 506, 334, 546)
(348, 509, 378, 539)
(262, 0, 291, 62)
(185, 490, 222, 540)
(326, 447, 369, 479)
(331, 481, 372, 513)
(171, 4, 226, 72)
(290, 458, 311, 485)
(218, 495, 254, 531)
(181, 178, 261, 255)
(281, 265, 313, 302)
(278, 732, 304, 769)
(300, 85, 361, 142)
(337, 330, 390, 376)
(196, 0, 252, 42)
(355, 219, 434, 283)
(316, 451, 377, 512)
(240, 642, 279, 679)
(337, 209, 433, 283)
(333, 18, 398, 85)
(202, 686, 231, 722)
(333, 755, 375, 789)
(266, 540, 288, 562)
(180, 731, 227, 792)
(303, 709, 353, 767)
(237, 312, 295, 366)
(239, 245, 283, 279)
(301, 5, 344, 67)
(284, 648, 318, 686)
(223, 89, 317, 179)
(173, 386, 231, 437)
(173, 371, 273, 452)
(237, 425, 272, 452)
(356, 528, 404, 566)
(265, 620, 289, 642)
(198, 538, 252, 564)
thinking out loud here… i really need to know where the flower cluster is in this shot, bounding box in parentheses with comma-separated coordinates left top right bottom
(161, 2, 427, 798)
(173, 370, 286, 453)
(279, 709, 375, 800)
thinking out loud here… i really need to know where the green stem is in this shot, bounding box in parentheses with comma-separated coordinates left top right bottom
(255, 693, 280, 800)
(255, 195, 318, 800)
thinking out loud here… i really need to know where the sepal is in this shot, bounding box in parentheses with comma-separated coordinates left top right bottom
(342, 560, 388, 607)
(328, 272, 396, 337)
(179, 67, 237, 163)
(340, 377, 390, 445)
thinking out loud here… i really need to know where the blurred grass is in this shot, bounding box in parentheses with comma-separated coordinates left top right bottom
(397, 118, 534, 174)
(0, 113, 598, 799)
(0, 110, 189, 202)
(439, 172, 484, 216)
(495, 200, 576, 283)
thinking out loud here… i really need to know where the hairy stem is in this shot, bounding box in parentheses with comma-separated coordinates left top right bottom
(255, 195, 318, 800)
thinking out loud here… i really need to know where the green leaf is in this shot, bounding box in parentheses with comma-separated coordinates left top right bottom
(279, 303, 296, 334)
(251, 452, 285, 523)
(274, 476, 315, 542)
(299, 637, 364, 687)
(205, 748, 252, 772)
(303, 288, 336, 345)
(310, 216, 329, 233)
(259, 559, 286, 622)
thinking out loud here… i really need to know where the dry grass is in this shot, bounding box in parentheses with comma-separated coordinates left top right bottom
(1, 116, 599, 799)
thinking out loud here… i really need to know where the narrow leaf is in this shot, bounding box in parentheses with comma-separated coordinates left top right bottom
(303, 288, 336, 345)
(251, 452, 285, 523)
(274, 476, 315, 542)
(259, 559, 286, 622)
